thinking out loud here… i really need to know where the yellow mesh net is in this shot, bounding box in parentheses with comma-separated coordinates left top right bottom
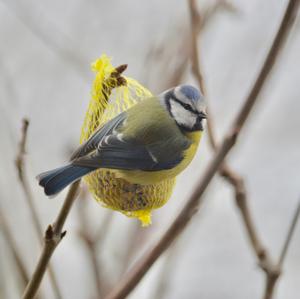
(80, 54, 175, 226)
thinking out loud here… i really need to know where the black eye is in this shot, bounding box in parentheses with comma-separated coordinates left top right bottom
(182, 103, 191, 110)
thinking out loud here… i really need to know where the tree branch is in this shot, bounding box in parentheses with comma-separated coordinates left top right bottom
(22, 181, 80, 299)
(22, 63, 128, 299)
(15, 118, 63, 299)
(278, 200, 300, 268)
(104, 0, 299, 298)
(263, 199, 300, 299)
(77, 188, 113, 298)
(189, 1, 300, 298)
(189, 0, 270, 276)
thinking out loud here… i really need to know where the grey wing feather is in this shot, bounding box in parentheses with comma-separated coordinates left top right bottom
(73, 133, 185, 171)
(70, 112, 126, 161)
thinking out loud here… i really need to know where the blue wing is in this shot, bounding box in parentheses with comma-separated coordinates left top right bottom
(70, 112, 126, 161)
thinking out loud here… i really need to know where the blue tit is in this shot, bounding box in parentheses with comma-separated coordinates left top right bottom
(37, 85, 206, 219)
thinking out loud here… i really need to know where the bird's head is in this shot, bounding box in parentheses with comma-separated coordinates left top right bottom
(161, 85, 206, 131)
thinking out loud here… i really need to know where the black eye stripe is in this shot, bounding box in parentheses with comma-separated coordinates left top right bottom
(182, 103, 191, 109)
(171, 97, 198, 115)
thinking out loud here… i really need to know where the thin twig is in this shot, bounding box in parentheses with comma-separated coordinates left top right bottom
(199, 0, 239, 31)
(23, 63, 128, 299)
(22, 180, 80, 299)
(189, 0, 216, 149)
(189, 1, 300, 298)
(278, 200, 300, 267)
(77, 188, 113, 298)
(189, 0, 300, 298)
(104, 0, 299, 297)
(119, 223, 145, 275)
(140, 4, 238, 293)
(144, 0, 237, 92)
(94, 210, 114, 245)
(263, 199, 300, 299)
(78, 230, 107, 298)
(15, 118, 63, 299)
(189, 0, 270, 270)
(0, 206, 29, 291)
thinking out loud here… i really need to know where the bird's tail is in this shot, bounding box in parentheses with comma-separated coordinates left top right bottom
(36, 164, 94, 196)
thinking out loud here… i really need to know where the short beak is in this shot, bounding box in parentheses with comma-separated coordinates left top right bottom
(198, 111, 207, 119)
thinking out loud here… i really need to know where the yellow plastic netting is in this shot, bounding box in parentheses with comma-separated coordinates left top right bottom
(80, 54, 175, 226)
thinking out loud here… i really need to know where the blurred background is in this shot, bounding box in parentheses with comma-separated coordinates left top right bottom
(0, 0, 299, 298)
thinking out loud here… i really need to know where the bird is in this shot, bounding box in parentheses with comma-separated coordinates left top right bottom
(37, 84, 206, 225)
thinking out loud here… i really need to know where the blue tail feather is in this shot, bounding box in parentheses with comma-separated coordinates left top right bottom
(37, 164, 94, 196)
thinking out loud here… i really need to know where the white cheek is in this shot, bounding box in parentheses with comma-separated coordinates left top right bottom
(170, 100, 197, 129)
